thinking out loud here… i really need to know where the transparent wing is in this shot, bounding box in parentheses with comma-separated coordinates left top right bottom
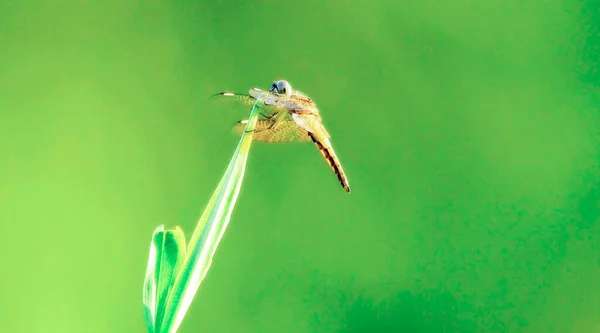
(231, 119, 311, 143)
(248, 88, 277, 104)
(249, 88, 316, 112)
(210, 92, 280, 115)
(291, 113, 331, 140)
(210, 92, 256, 106)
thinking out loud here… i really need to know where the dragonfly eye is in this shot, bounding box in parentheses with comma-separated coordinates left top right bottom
(272, 80, 292, 96)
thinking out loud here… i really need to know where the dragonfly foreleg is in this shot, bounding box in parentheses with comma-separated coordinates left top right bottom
(244, 110, 287, 134)
(265, 110, 280, 119)
(244, 120, 278, 134)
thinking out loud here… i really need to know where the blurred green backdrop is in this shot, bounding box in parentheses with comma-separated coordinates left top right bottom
(1, 0, 599, 332)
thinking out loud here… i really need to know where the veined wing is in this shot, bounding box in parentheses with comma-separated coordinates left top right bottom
(232, 119, 311, 143)
(210, 92, 256, 106)
(211, 91, 280, 116)
(216, 88, 285, 107)
(291, 113, 331, 139)
(249, 88, 317, 112)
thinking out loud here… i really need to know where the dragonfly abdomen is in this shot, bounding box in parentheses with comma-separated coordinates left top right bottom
(307, 133, 351, 193)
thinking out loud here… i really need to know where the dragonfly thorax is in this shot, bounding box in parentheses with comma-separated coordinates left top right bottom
(270, 80, 293, 96)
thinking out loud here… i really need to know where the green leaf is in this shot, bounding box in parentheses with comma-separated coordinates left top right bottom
(142, 225, 186, 333)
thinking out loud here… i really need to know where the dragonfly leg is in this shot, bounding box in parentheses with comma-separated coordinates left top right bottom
(251, 105, 270, 119)
(265, 110, 280, 120)
(244, 124, 275, 134)
(243, 110, 287, 134)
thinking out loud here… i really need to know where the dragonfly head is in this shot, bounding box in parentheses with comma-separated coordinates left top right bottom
(269, 80, 292, 96)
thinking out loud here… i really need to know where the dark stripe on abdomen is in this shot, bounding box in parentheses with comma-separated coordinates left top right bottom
(308, 133, 351, 193)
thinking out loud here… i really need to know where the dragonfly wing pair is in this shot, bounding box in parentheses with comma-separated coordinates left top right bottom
(232, 119, 311, 143)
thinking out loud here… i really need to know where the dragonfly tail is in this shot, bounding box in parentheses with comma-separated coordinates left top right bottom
(308, 133, 351, 193)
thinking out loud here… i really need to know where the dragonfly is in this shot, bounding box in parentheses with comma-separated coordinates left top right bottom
(212, 80, 351, 193)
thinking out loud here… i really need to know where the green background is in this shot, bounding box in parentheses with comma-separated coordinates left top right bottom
(1, 0, 599, 332)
